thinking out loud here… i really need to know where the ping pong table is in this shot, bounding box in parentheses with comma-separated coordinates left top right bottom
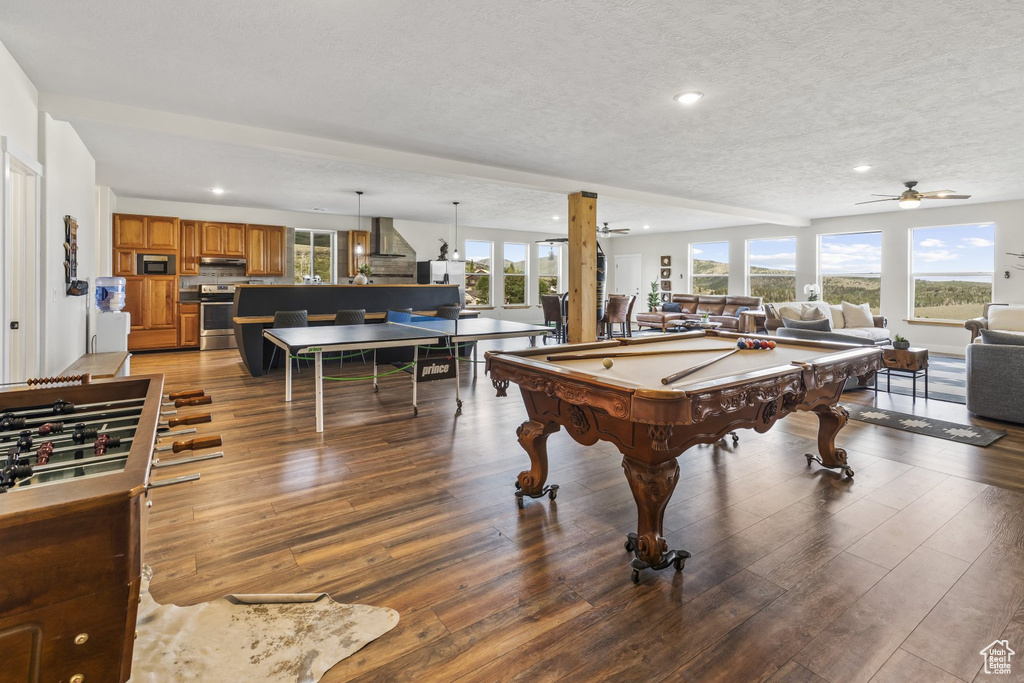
(263, 318, 552, 432)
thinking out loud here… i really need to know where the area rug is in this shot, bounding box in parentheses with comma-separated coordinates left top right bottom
(879, 354, 966, 404)
(130, 573, 399, 683)
(846, 404, 1005, 446)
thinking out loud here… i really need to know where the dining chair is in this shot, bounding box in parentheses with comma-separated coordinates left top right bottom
(266, 310, 308, 373)
(334, 309, 367, 368)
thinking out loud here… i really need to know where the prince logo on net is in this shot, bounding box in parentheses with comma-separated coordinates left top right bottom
(980, 640, 1015, 675)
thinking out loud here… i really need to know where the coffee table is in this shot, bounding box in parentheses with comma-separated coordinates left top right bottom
(669, 319, 723, 331)
(874, 345, 929, 400)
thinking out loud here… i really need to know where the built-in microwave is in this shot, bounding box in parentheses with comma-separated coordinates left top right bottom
(136, 253, 176, 276)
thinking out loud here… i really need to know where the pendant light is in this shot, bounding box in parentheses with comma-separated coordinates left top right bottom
(354, 191, 364, 254)
(452, 201, 460, 260)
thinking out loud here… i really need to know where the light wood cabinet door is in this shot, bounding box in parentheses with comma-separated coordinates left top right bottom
(114, 250, 135, 276)
(245, 226, 267, 275)
(124, 277, 144, 331)
(145, 217, 179, 250)
(179, 303, 200, 347)
(180, 221, 200, 275)
(266, 226, 285, 276)
(224, 223, 246, 257)
(347, 231, 370, 277)
(143, 277, 177, 330)
(201, 223, 225, 256)
(114, 215, 146, 249)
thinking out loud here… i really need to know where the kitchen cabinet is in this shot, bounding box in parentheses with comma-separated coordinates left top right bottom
(114, 249, 135, 277)
(180, 221, 200, 275)
(126, 276, 178, 351)
(245, 224, 286, 276)
(201, 222, 246, 257)
(179, 303, 200, 347)
(347, 230, 370, 277)
(114, 214, 179, 252)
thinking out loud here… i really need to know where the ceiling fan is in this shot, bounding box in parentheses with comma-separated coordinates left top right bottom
(856, 181, 971, 209)
(597, 222, 630, 236)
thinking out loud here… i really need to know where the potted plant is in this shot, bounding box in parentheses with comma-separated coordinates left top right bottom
(647, 280, 661, 312)
(354, 263, 372, 285)
(893, 334, 910, 350)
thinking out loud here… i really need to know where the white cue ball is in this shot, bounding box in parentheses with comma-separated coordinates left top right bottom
(602, 358, 614, 369)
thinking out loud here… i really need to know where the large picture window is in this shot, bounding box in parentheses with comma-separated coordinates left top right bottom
(819, 232, 882, 312)
(503, 243, 528, 305)
(911, 223, 994, 320)
(747, 237, 796, 301)
(691, 242, 729, 295)
(293, 229, 335, 283)
(465, 240, 492, 307)
(537, 243, 562, 298)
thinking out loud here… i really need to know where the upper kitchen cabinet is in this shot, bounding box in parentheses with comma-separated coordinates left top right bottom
(245, 224, 286, 276)
(113, 214, 180, 252)
(180, 220, 200, 275)
(347, 230, 370, 277)
(201, 222, 246, 257)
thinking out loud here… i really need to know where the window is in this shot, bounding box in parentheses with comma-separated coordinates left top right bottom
(747, 237, 796, 301)
(537, 243, 562, 298)
(911, 223, 994, 320)
(293, 229, 335, 283)
(503, 242, 528, 305)
(691, 241, 729, 294)
(819, 232, 882, 312)
(465, 239, 492, 306)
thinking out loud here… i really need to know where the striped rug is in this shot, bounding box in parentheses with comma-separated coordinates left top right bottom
(878, 354, 965, 404)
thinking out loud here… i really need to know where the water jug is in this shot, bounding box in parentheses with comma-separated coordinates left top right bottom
(95, 276, 126, 312)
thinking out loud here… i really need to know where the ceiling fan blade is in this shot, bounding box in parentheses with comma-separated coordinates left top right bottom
(927, 194, 971, 200)
(917, 189, 954, 196)
(870, 194, 899, 198)
(855, 198, 899, 205)
(610, 229, 630, 233)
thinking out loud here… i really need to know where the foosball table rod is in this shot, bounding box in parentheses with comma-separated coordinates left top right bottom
(24, 373, 92, 386)
(147, 473, 201, 489)
(152, 451, 224, 468)
(1, 397, 144, 422)
(6, 405, 145, 431)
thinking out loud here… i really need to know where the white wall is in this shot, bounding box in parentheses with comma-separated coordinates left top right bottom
(603, 199, 1024, 355)
(39, 113, 97, 374)
(0, 40, 39, 162)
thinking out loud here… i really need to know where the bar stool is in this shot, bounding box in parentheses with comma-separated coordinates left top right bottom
(266, 310, 308, 373)
(334, 309, 367, 368)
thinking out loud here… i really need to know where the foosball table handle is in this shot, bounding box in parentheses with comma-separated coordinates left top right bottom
(167, 389, 205, 400)
(165, 413, 213, 428)
(174, 396, 213, 408)
(171, 435, 222, 453)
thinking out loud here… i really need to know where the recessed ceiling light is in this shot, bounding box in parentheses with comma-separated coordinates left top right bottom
(211, 187, 225, 194)
(674, 91, 704, 105)
(853, 165, 872, 173)
(643, 225, 651, 230)
(552, 215, 559, 220)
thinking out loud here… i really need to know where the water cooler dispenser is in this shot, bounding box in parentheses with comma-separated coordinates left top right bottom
(94, 277, 131, 376)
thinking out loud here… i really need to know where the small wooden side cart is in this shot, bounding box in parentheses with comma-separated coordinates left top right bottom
(876, 345, 929, 400)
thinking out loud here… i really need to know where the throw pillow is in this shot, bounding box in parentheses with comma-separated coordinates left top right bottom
(661, 302, 681, 312)
(980, 328, 1024, 346)
(782, 317, 832, 332)
(842, 301, 875, 328)
(987, 305, 1024, 332)
(800, 304, 825, 321)
(777, 304, 802, 321)
(830, 305, 846, 329)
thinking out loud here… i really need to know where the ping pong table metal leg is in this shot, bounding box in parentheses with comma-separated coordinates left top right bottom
(473, 342, 479, 378)
(373, 350, 379, 393)
(315, 350, 324, 433)
(412, 345, 419, 416)
(285, 346, 293, 403)
(454, 346, 463, 412)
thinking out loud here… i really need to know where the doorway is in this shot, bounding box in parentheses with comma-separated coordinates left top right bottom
(2, 139, 42, 384)
(614, 254, 643, 321)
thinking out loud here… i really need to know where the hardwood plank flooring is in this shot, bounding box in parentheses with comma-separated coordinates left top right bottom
(131, 347, 1024, 681)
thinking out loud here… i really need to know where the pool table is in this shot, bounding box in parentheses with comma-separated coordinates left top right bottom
(486, 331, 881, 583)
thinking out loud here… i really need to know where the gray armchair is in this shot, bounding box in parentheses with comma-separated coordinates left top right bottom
(966, 339, 1024, 423)
(965, 303, 1019, 342)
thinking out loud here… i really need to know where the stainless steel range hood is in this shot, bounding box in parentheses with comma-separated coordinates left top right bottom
(371, 217, 406, 258)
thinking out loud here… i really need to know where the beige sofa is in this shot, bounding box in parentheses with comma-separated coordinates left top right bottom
(764, 301, 890, 344)
(965, 303, 1024, 341)
(635, 294, 764, 333)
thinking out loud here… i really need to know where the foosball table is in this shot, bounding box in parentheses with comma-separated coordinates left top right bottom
(0, 375, 223, 683)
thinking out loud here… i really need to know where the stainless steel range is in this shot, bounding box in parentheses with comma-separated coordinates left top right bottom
(199, 284, 237, 350)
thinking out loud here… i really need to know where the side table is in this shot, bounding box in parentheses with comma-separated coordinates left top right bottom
(875, 346, 929, 400)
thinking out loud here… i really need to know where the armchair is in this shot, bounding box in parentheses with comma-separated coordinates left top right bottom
(966, 334, 1024, 423)
(965, 303, 1024, 341)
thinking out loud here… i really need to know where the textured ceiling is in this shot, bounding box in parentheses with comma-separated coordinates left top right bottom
(3, 0, 1024, 229)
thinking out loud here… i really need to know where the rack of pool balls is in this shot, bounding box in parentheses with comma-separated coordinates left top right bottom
(736, 337, 776, 350)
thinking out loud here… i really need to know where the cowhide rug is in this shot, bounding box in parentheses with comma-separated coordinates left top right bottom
(130, 573, 399, 683)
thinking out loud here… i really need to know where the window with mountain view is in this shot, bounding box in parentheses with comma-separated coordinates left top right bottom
(911, 223, 994, 320)
(819, 232, 882, 312)
(293, 229, 334, 283)
(465, 240, 491, 307)
(691, 241, 729, 294)
(537, 243, 561, 299)
(747, 237, 796, 301)
(503, 242, 528, 305)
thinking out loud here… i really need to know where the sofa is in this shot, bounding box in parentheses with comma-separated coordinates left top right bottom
(967, 328, 1024, 423)
(635, 294, 763, 333)
(965, 303, 1024, 342)
(764, 301, 890, 345)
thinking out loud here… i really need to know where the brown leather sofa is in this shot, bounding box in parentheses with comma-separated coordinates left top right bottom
(635, 294, 764, 333)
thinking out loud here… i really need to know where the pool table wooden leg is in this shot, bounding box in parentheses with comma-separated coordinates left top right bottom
(514, 420, 561, 508)
(622, 455, 690, 583)
(807, 403, 854, 477)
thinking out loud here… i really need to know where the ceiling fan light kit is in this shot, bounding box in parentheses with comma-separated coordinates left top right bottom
(856, 180, 971, 209)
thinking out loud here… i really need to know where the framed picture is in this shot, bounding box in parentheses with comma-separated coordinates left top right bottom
(660, 280, 672, 291)
(661, 255, 671, 267)
(661, 292, 671, 303)
(660, 268, 671, 279)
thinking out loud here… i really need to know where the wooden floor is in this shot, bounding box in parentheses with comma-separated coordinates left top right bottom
(136, 345, 1024, 683)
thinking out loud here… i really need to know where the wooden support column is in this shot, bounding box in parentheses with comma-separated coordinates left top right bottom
(567, 191, 598, 343)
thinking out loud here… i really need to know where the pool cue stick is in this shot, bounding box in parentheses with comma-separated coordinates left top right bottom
(547, 347, 731, 362)
(661, 348, 740, 385)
